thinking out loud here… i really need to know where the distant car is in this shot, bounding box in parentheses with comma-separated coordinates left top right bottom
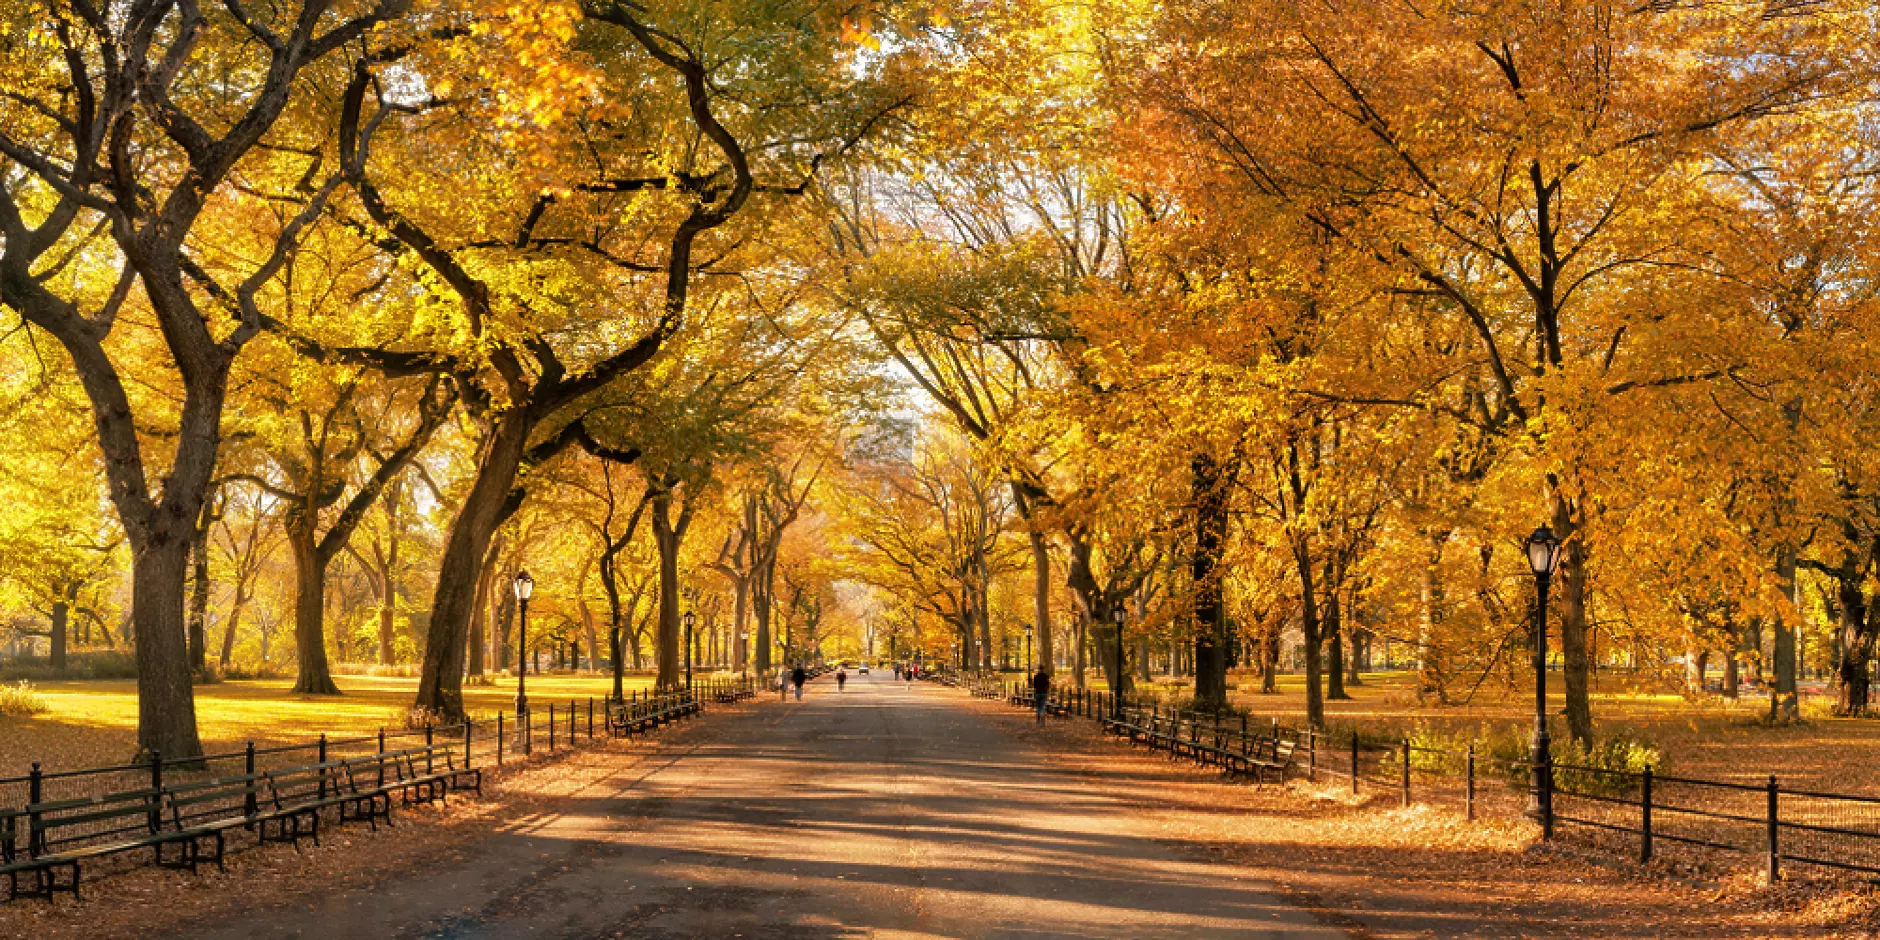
(859, 665, 869, 674)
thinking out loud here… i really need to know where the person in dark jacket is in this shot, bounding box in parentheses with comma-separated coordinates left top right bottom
(791, 665, 808, 700)
(1031, 669, 1051, 726)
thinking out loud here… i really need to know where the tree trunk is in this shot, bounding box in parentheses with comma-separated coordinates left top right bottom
(1549, 486, 1594, 747)
(1191, 453, 1230, 710)
(131, 536, 207, 760)
(1768, 549, 1801, 723)
(288, 522, 341, 695)
(754, 553, 775, 674)
(1295, 536, 1324, 728)
(378, 515, 400, 666)
(1325, 579, 1350, 701)
(219, 578, 249, 669)
(1346, 627, 1365, 686)
(1724, 644, 1740, 699)
(1260, 622, 1279, 694)
(1073, 606, 1087, 689)
(1835, 572, 1873, 716)
(1417, 529, 1449, 703)
(49, 582, 72, 671)
(468, 538, 498, 677)
(188, 502, 215, 674)
(651, 487, 683, 689)
(415, 412, 531, 720)
(1029, 526, 1053, 676)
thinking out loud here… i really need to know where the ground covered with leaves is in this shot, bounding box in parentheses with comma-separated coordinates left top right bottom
(971, 692, 1880, 938)
(0, 697, 731, 938)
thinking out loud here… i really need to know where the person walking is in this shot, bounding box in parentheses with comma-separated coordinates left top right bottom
(1031, 668, 1052, 726)
(779, 666, 789, 701)
(836, 667, 848, 691)
(791, 664, 808, 701)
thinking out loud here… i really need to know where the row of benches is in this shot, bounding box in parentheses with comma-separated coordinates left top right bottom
(1101, 707, 1299, 783)
(607, 690, 706, 736)
(1, 745, 479, 903)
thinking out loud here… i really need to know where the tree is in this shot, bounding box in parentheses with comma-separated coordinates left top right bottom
(0, 0, 407, 757)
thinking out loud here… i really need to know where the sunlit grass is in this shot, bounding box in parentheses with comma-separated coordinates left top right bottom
(0, 672, 672, 775)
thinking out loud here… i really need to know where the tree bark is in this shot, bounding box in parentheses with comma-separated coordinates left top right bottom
(1834, 570, 1874, 716)
(1549, 484, 1595, 747)
(49, 581, 73, 671)
(1325, 582, 1349, 701)
(132, 536, 207, 760)
(288, 522, 341, 695)
(1191, 453, 1230, 710)
(415, 412, 531, 718)
(1294, 535, 1324, 728)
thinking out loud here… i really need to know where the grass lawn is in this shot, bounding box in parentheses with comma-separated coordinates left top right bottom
(0, 671, 670, 777)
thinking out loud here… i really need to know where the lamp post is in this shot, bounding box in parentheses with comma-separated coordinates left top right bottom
(739, 630, 749, 678)
(684, 610, 696, 691)
(1526, 525, 1562, 838)
(1111, 606, 1126, 721)
(514, 570, 534, 717)
(1024, 623, 1034, 675)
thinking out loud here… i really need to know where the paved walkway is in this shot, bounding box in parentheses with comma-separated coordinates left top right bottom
(201, 672, 1340, 938)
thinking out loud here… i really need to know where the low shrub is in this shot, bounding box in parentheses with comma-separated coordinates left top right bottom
(221, 661, 290, 681)
(1482, 728, 1662, 798)
(0, 681, 50, 717)
(0, 649, 139, 682)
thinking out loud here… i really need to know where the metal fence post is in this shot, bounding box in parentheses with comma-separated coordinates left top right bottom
(1350, 732, 1360, 795)
(525, 706, 533, 756)
(425, 723, 435, 774)
(1766, 774, 1780, 883)
(465, 719, 475, 769)
(379, 728, 387, 789)
(316, 735, 327, 799)
(1307, 730, 1317, 781)
(1401, 736, 1412, 807)
(588, 697, 595, 739)
(1465, 743, 1476, 822)
(1640, 766, 1653, 863)
(497, 712, 506, 766)
(549, 703, 557, 752)
(571, 698, 577, 741)
(146, 752, 163, 834)
(27, 761, 42, 851)
(245, 742, 258, 819)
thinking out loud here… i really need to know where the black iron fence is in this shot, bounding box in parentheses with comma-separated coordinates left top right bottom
(967, 673, 1880, 883)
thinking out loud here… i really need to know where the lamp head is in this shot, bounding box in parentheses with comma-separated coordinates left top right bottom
(513, 570, 534, 601)
(1526, 526, 1562, 578)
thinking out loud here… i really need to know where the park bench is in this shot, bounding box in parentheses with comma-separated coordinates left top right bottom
(3, 786, 213, 901)
(1242, 736, 1299, 784)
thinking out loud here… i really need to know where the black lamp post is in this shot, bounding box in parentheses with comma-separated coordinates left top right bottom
(1025, 623, 1034, 675)
(684, 610, 696, 691)
(1526, 525, 1562, 838)
(739, 630, 749, 678)
(514, 570, 534, 717)
(1111, 606, 1126, 721)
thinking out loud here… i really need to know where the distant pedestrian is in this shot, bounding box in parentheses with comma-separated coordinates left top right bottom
(792, 665, 808, 700)
(1031, 668, 1051, 726)
(837, 668, 848, 691)
(779, 668, 789, 701)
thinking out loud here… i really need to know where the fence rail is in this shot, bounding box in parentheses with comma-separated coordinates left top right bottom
(953, 669, 1880, 883)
